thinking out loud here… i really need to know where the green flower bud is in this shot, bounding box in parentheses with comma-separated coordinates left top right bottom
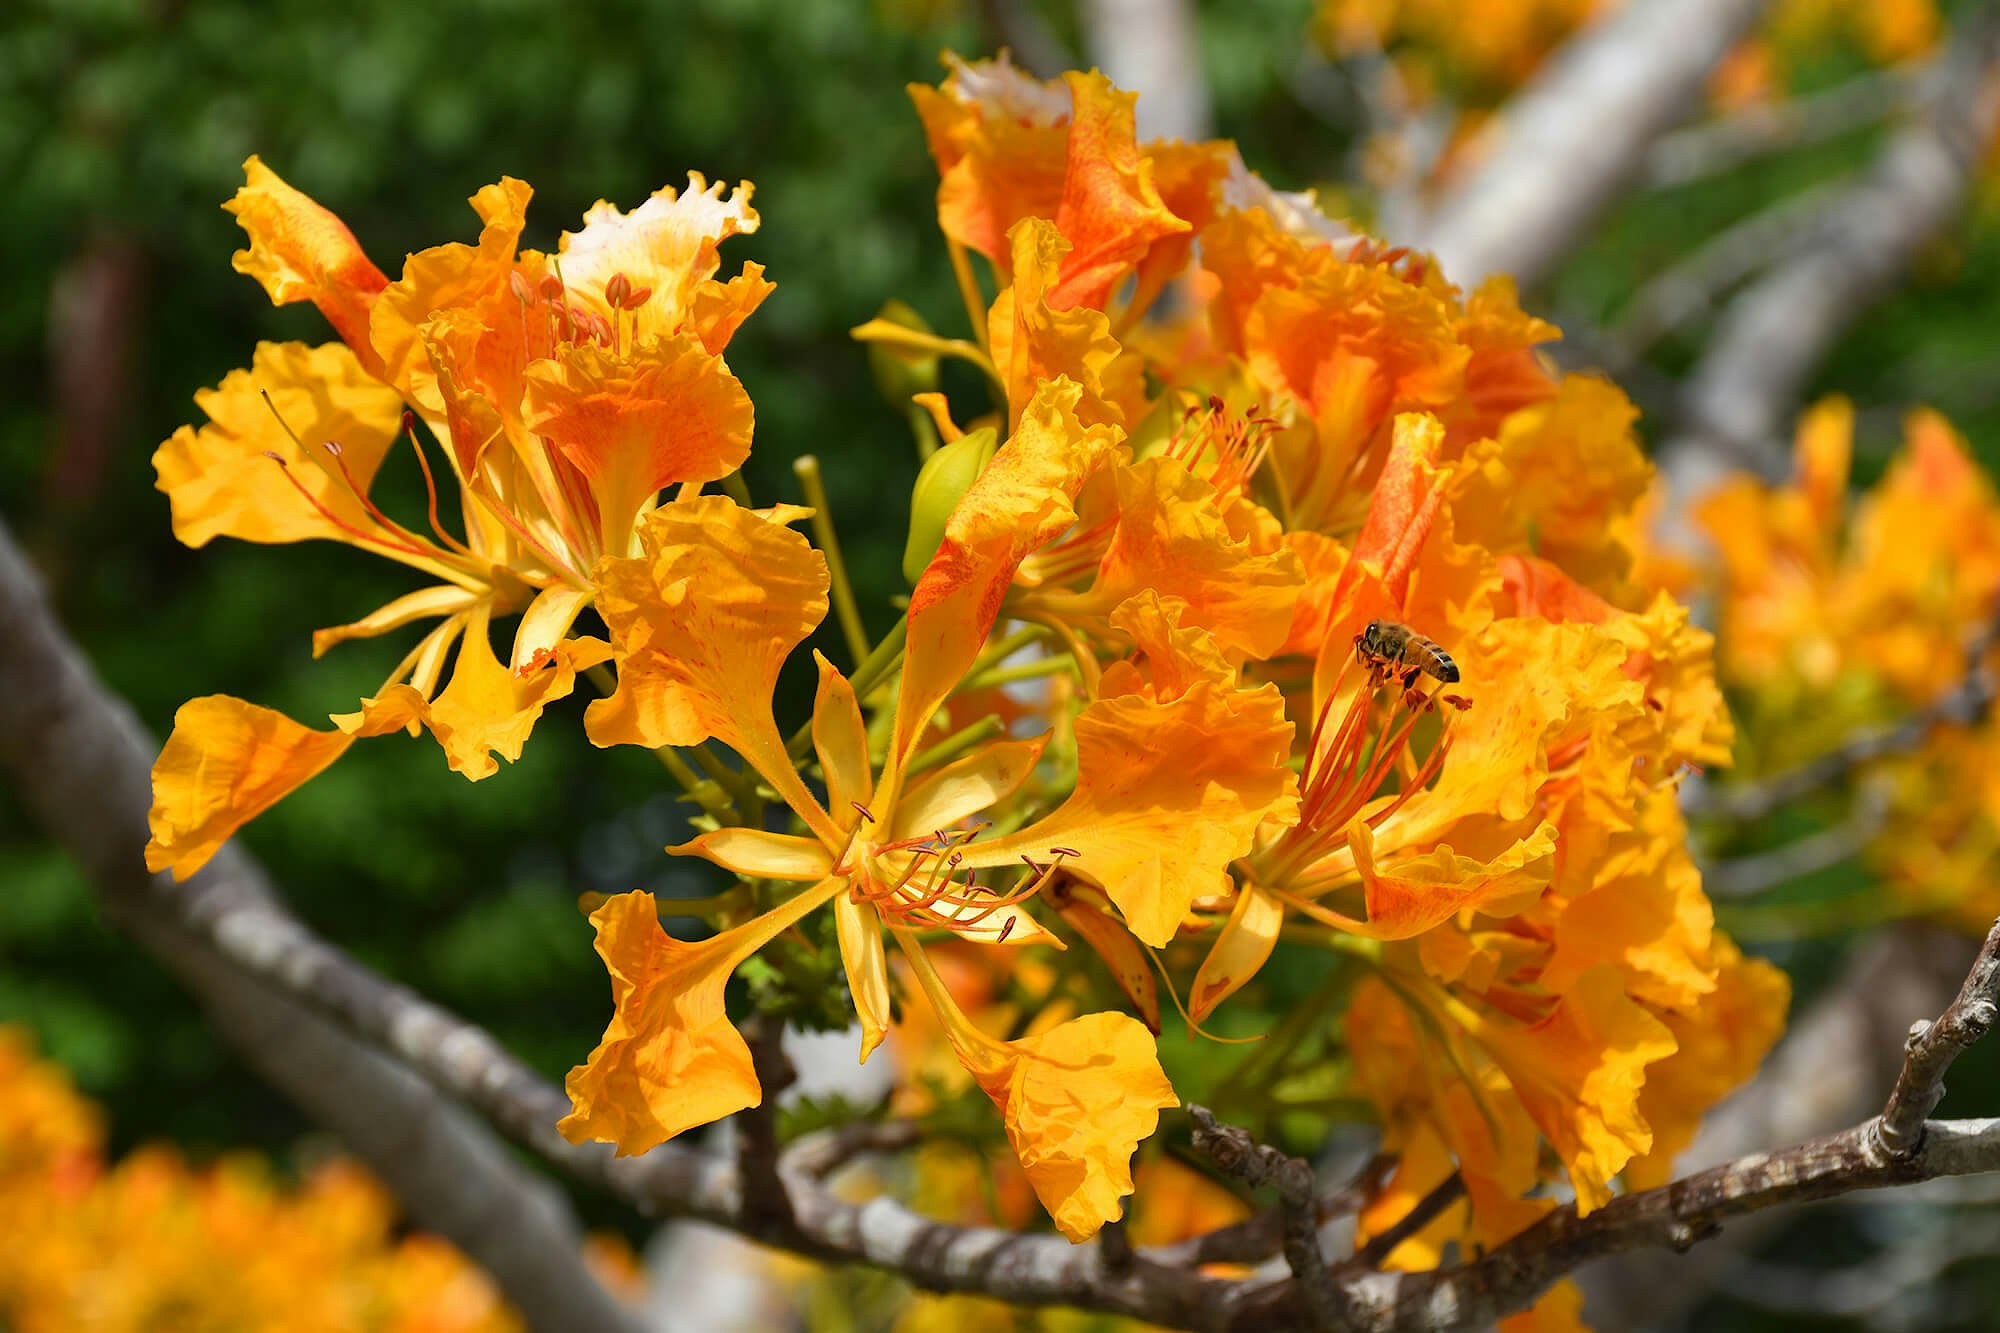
(903, 426, 999, 584)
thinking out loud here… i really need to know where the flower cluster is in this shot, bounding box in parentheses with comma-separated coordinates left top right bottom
(0, 1027, 525, 1332)
(147, 54, 1788, 1324)
(1700, 399, 2000, 929)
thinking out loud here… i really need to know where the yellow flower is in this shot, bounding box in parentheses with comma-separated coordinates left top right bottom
(148, 158, 768, 879)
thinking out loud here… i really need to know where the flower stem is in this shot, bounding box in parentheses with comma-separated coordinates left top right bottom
(906, 714, 1007, 776)
(792, 454, 870, 668)
(947, 238, 989, 353)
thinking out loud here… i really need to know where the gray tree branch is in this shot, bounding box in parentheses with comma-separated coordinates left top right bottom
(1667, 7, 2000, 481)
(0, 523, 646, 1333)
(11, 519, 2000, 1330)
(1413, 0, 1772, 289)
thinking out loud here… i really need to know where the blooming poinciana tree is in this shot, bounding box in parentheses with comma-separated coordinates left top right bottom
(108, 47, 2000, 1333)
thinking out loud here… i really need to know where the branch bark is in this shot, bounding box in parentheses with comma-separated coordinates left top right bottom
(12, 516, 2000, 1330)
(1413, 0, 1772, 289)
(1667, 8, 2000, 481)
(0, 524, 645, 1333)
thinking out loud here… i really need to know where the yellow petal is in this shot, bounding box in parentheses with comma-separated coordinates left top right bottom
(1455, 967, 1678, 1213)
(366, 609, 598, 780)
(224, 157, 390, 369)
(1188, 882, 1283, 1021)
(1051, 890, 1160, 1033)
(811, 652, 874, 819)
(888, 736, 1046, 841)
(311, 584, 482, 659)
(559, 880, 842, 1154)
(960, 679, 1295, 947)
(523, 336, 754, 548)
(153, 341, 406, 549)
(556, 174, 762, 345)
(962, 1012, 1177, 1241)
(1329, 818, 1557, 941)
(369, 177, 535, 405)
(1058, 457, 1302, 658)
(146, 693, 423, 881)
(1044, 70, 1192, 311)
(834, 890, 893, 1063)
(586, 496, 831, 831)
(669, 829, 834, 881)
(893, 379, 1118, 776)
(511, 585, 595, 669)
(986, 219, 1133, 430)
(1625, 937, 1789, 1191)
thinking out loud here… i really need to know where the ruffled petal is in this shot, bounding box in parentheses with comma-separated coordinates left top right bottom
(1189, 882, 1284, 1021)
(1045, 71, 1190, 311)
(986, 220, 1135, 431)
(556, 174, 762, 345)
(153, 341, 405, 549)
(587, 497, 832, 832)
(224, 157, 390, 369)
(145, 692, 425, 881)
(524, 335, 754, 549)
(559, 880, 843, 1154)
(961, 674, 1296, 948)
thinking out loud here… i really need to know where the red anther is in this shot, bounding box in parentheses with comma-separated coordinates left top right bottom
(539, 276, 565, 301)
(262, 450, 286, 464)
(627, 285, 653, 307)
(604, 273, 632, 309)
(508, 270, 535, 305)
(322, 439, 343, 457)
(850, 801, 875, 823)
(996, 917, 1016, 943)
(1441, 694, 1473, 711)
(1049, 846, 1081, 858)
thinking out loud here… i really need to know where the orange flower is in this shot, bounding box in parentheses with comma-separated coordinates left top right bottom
(565, 381, 1295, 1238)
(148, 159, 768, 879)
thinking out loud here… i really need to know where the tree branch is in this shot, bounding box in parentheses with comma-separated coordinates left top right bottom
(13, 516, 2000, 1330)
(1413, 0, 1772, 289)
(1877, 919, 2000, 1154)
(1190, 1105, 1340, 1325)
(1667, 8, 2000, 480)
(1641, 64, 1927, 189)
(0, 524, 647, 1333)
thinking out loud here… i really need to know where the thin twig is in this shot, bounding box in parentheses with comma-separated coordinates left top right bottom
(1351, 1173, 1466, 1269)
(1642, 65, 1928, 188)
(1667, 8, 2000, 479)
(1189, 1105, 1344, 1327)
(1877, 919, 2000, 1155)
(1702, 781, 1889, 898)
(780, 1118, 924, 1180)
(1609, 179, 1850, 368)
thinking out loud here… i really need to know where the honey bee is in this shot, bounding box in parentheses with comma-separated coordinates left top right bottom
(1355, 620, 1459, 685)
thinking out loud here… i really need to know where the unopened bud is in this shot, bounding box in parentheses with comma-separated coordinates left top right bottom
(903, 426, 998, 584)
(865, 299, 940, 404)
